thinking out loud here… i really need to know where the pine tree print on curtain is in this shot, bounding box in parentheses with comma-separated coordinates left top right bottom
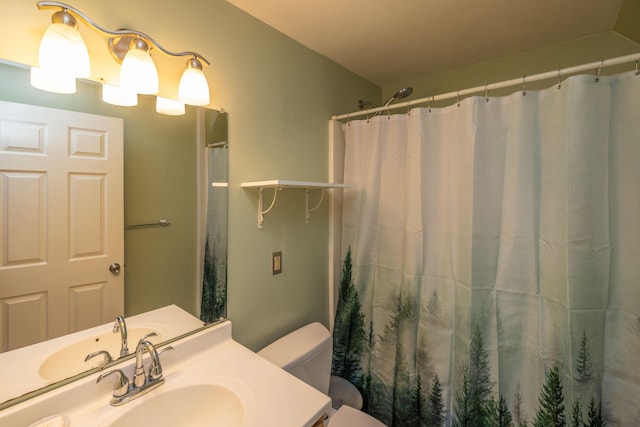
(333, 248, 446, 426)
(534, 364, 566, 427)
(453, 325, 512, 427)
(331, 246, 366, 384)
(200, 234, 225, 322)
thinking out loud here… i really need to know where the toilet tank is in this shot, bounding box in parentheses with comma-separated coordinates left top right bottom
(257, 322, 332, 395)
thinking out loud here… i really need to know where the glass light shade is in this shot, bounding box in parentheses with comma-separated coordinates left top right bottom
(156, 97, 185, 115)
(38, 23, 90, 78)
(30, 66, 76, 94)
(120, 48, 159, 95)
(178, 67, 210, 106)
(102, 84, 138, 106)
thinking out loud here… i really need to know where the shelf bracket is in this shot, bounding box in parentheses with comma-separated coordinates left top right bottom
(305, 188, 325, 223)
(257, 186, 282, 229)
(242, 180, 349, 229)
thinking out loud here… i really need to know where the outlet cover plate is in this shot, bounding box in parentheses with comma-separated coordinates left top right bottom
(272, 251, 282, 275)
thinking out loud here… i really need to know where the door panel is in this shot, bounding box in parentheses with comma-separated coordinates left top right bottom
(3, 171, 47, 266)
(69, 173, 105, 257)
(0, 100, 124, 352)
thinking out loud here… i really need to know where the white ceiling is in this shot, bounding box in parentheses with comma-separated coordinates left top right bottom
(226, 0, 625, 87)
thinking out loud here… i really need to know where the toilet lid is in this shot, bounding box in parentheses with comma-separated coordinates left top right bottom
(328, 405, 386, 427)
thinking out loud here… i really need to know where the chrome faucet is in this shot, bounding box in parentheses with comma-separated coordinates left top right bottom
(84, 350, 113, 368)
(84, 315, 128, 367)
(132, 332, 159, 387)
(97, 333, 173, 406)
(112, 315, 129, 357)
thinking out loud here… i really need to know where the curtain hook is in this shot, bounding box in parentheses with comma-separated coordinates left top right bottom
(595, 59, 603, 82)
(366, 107, 372, 123)
(522, 75, 527, 96)
(428, 95, 434, 113)
(556, 68, 562, 89)
(484, 83, 489, 103)
(635, 61, 639, 76)
(457, 90, 461, 107)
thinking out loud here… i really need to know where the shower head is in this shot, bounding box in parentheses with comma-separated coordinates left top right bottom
(382, 87, 413, 107)
(358, 99, 377, 110)
(357, 87, 413, 117)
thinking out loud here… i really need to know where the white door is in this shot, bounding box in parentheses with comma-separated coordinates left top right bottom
(0, 100, 124, 352)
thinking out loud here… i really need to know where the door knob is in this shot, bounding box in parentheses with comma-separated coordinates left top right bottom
(109, 263, 121, 275)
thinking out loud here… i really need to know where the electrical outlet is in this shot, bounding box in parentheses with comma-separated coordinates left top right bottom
(272, 251, 282, 275)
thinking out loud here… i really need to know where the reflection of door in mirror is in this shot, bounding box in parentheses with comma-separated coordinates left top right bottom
(200, 110, 228, 323)
(0, 101, 124, 352)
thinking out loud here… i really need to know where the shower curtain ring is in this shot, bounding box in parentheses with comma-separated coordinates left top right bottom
(457, 91, 461, 107)
(556, 68, 562, 89)
(595, 59, 603, 82)
(484, 84, 489, 103)
(522, 75, 527, 96)
(635, 61, 639, 76)
(428, 95, 434, 113)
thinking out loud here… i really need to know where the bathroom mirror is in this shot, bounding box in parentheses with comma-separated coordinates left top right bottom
(0, 60, 228, 407)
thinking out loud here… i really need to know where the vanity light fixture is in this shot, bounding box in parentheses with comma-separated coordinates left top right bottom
(30, 66, 77, 94)
(34, 1, 211, 105)
(156, 97, 186, 116)
(118, 37, 159, 95)
(37, 7, 91, 79)
(102, 83, 138, 107)
(179, 57, 210, 106)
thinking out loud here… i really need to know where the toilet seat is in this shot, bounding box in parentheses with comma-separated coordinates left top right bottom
(328, 405, 386, 427)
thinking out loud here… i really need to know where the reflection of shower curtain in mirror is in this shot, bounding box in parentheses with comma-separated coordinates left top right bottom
(201, 145, 229, 323)
(332, 73, 640, 426)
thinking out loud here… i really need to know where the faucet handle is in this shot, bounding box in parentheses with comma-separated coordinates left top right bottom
(97, 369, 129, 398)
(84, 350, 114, 368)
(158, 345, 174, 356)
(137, 332, 158, 346)
(149, 346, 174, 380)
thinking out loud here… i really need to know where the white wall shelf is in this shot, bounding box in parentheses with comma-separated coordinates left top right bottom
(241, 180, 350, 229)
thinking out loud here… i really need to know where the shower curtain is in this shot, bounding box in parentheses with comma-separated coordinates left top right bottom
(200, 144, 228, 322)
(332, 72, 640, 426)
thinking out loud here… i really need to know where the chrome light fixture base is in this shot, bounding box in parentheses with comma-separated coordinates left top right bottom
(108, 35, 137, 64)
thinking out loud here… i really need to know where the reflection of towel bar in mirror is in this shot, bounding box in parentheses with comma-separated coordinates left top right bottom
(125, 218, 171, 230)
(241, 180, 350, 229)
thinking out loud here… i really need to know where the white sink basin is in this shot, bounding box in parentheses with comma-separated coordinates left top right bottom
(0, 320, 332, 427)
(105, 384, 245, 427)
(38, 328, 159, 381)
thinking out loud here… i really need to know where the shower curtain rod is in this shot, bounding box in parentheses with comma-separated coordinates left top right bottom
(332, 52, 640, 121)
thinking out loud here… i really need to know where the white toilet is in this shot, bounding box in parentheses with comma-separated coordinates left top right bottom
(258, 322, 385, 427)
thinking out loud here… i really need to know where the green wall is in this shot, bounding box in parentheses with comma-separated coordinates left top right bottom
(210, 2, 380, 350)
(384, 31, 640, 103)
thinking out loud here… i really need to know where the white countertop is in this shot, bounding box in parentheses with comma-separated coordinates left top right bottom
(0, 320, 332, 427)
